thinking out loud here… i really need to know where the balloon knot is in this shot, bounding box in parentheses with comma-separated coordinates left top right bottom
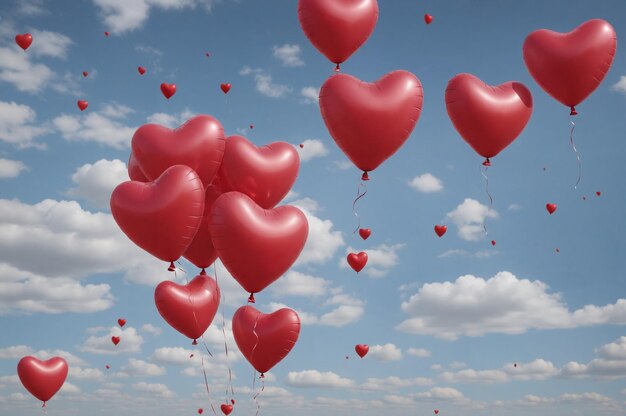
(192, 339, 198, 345)
(334, 63, 340, 72)
(361, 171, 370, 181)
(259, 373, 265, 379)
(482, 158, 491, 167)
(42, 402, 46, 408)
(570, 106, 578, 116)
(200, 268, 206, 275)
(248, 293, 256, 303)
(168, 262, 175, 272)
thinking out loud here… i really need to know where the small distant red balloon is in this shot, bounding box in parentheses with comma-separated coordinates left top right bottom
(556, 248, 560, 253)
(15, 33, 33, 50)
(111, 336, 120, 346)
(104, 31, 110, 37)
(82, 71, 88, 77)
(117, 318, 126, 327)
(220, 83, 231, 94)
(546, 203, 557, 214)
(205, 52, 210, 57)
(434, 410, 439, 415)
(359, 228, 371, 240)
(596, 191, 601, 196)
(198, 408, 203, 415)
(138, 66, 146, 75)
(355, 344, 369, 358)
(231, 399, 235, 405)
(299, 143, 304, 148)
(424, 14, 433, 24)
(249, 124, 254, 129)
(77, 100, 88, 111)
(582, 196, 586, 200)
(160, 83, 176, 99)
(434, 225, 447, 237)
(105, 365, 110, 369)
(491, 240, 496, 246)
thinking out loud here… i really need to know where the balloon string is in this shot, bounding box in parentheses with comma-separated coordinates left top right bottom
(252, 374, 265, 416)
(480, 164, 493, 235)
(201, 356, 218, 416)
(351, 182, 368, 234)
(569, 121, 582, 189)
(214, 263, 234, 401)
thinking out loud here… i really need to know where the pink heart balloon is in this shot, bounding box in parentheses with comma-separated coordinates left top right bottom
(210, 192, 308, 297)
(183, 184, 222, 269)
(110, 165, 205, 263)
(154, 274, 220, 343)
(319, 70, 423, 176)
(132, 115, 226, 188)
(218, 135, 299, 209)
(523, 19, 616, 114)
(232, 305, 300, 374)
(17, 356, 68, 404)
(298, 0, 378, 67)
(445, 73, 533, 162)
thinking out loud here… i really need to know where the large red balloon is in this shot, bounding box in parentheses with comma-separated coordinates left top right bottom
(210, 192, 308, 297)
(110, 165, 205, 263)
(154, 274, 220, 343)
(131, 115, 226, 188)
(17, 356, 68, 404)
(218, 135, 299, 209)
(183, 184, 222, 269)
(232, 306, 300, 374)
(298, 0, 378, 67)
(445, 74, 533, 162)
(127, 152, 148, 182)
(319, 70, 423, 175)
(523, 19, 616, 114)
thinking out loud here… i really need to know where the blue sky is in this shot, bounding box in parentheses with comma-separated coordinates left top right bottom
(1, 0, 626, 415)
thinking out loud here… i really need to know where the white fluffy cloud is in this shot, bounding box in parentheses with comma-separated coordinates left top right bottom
(146, 108, 195, 128)
(152, 347, 201, 365)
(0, 101, 49, 148)
(409, 173, 443, 193)
(397, 271, 626, 340)
(0, 159, 27, 179)
(446, 198, 498, 241)
(53, 103, 136, 149)
(361, 376, 432, 391)
(119, 359, 166, 377)
(132, 382, 175, 398)
(300, 86, 320, 104)
(69, 367, 105, 381)
(240, 66, 291, 98)
(340, 244, 403, 278)
(285, 370, 354, 388)
(407, 348, 431, 358)
(270, 270, 331, 297)
(273, 44, 304, 67)
(296, 139, 329, 162)
(0, 345, 86, 366)
(368, 344, 403, 361)
(78, 326, 144, 355)
(611, 76, 626, 94)
(29, 30, 73, 59)
(67, 159, 129, 209)
(140, 324, 162, 336)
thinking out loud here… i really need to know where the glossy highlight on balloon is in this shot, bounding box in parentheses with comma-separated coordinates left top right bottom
(232, 306, 301, 374)
(17, 356, 68, 404)
(319, 70, 423, 174)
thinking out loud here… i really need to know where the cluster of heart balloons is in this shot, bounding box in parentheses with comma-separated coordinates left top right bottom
(111, 114, 306, 374)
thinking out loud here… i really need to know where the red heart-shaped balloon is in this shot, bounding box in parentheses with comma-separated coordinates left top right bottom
(210, 192, 308, 296)
(110, 165, 205, 263)
(355, 344, 369, 358)
(319, 70, 423, 174)
(198, 408, 203, 415)
(434, 225, 447, 237)
(117, 318, 126, 327)
(218, 135, 299, 209)
(546, 203, 557, 214)
(220, 83, 231, 94)
(491, 240, 496, 246)
(424, 14, 433, 24)
(154, 274, 220, 342)
(160, 83, 176, 99)
(15, 33, 33, 50)
(445, 73, 532, 161)
(111, 336, 120, 346)
(105, 365, 110, 369)
(82, 71, 88, 77)
(347, 252, 367, 273)
(104, 31, 110, 37)
(131, 114, 226, 188)
(523, 19, 616, 114)
(232, 306, 300, 374)
(127, 153, 148, 182)
(220, 404, 233, 415)
(359, 228, 371, 240)
(434, 410, 439, 415)
(596, 191, 601, 196)
(77, 100, 88, 111)
(17, 357, 68, 403)
(138, 66, 146, 75)
(183, 185, 221, 269)
(298, 0, 378, 66)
